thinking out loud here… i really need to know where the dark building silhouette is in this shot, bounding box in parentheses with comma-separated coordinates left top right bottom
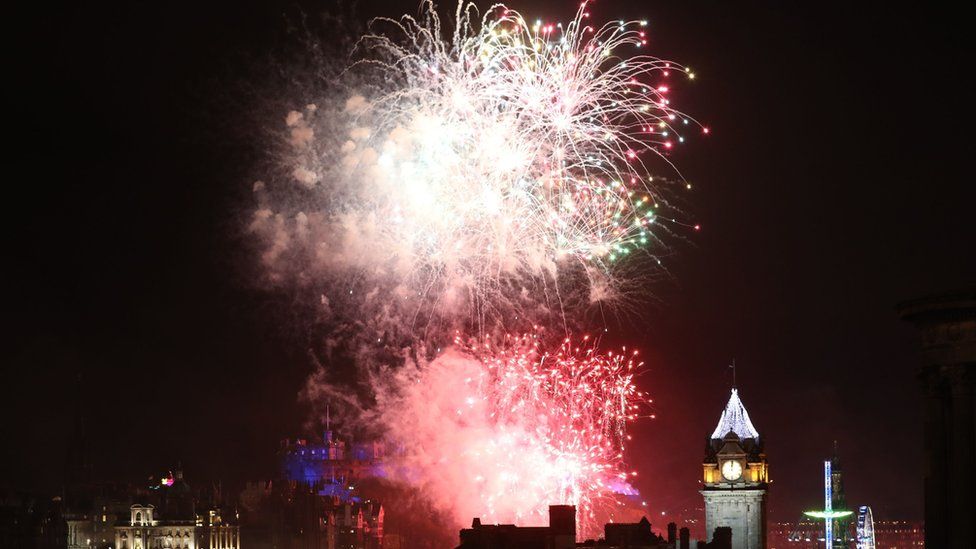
(458, 506, 702, 549)
(238, 478, 384, 549)
(598, 517, 666, 547)
(898, 287, 976, 549)
(0, 490, 65, 549)
(696, 527, 731, 549)
(456, 505, 575, 549)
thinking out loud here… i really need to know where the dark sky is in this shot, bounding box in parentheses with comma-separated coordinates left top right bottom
(6, 0, 974, 530)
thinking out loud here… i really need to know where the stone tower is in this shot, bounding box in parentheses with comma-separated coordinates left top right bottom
(701, 389, 768, 549)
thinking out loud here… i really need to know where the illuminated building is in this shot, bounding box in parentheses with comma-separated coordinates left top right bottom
(259, 431, 386, 548)
(65, 468, 232, 549)
(59, 468, 245, 549)
(114, 504, 240, 549)
(701, 388, 769, 549)
(278, 431, 384, 486)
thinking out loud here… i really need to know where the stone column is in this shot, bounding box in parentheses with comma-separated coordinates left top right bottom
(898, 288, 976, 549)
(947, 366, 974, 549)
(919, 366, 948, 548)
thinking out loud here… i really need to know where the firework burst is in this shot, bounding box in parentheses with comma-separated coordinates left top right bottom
(370, 331, 650, 535)
(354, 0, 700, 263)
(254, 0, 704, 538)
(253, 0, 703, 330)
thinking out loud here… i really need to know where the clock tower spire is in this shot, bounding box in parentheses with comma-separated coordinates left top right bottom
(701, 388, 768, 549)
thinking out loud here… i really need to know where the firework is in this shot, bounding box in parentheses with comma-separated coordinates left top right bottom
(372, 332, 650, 534)
(253, 0, 703, 329)
(254, 0, 702, 538)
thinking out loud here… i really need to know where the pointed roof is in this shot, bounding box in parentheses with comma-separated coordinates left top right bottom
(710, 388, 760, 440)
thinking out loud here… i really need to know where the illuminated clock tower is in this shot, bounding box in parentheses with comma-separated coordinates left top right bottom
(701, 388, 768, 549)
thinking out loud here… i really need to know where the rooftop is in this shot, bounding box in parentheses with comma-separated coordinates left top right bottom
(710, 389, 759, 440)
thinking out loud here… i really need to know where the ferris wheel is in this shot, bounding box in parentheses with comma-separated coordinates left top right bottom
(856, 505, 876, 549)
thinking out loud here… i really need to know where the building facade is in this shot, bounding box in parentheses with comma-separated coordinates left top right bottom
(115, 504, 240, 549)
(701, 389, 768, 549)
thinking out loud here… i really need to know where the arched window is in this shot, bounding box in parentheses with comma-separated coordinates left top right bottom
(135, 512, 142, 524)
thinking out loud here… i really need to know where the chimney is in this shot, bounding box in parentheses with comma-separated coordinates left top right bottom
(548, 505, 576, 538)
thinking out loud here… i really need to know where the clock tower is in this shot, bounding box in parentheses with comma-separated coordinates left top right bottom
(701, 388, 768, 549)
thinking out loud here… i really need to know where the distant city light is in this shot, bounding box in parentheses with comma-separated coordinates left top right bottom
(803, 510, 854, 519)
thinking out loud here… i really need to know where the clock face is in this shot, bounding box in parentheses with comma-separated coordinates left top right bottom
(722, 460, 743, 481)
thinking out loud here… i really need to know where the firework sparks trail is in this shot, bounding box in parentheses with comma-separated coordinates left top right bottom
(252, 0, 704, 537)
(252, 0, 704, 329)
(370, 332, 650, 535)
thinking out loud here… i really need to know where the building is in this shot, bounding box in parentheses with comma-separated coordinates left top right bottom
(239, 432, 386, 549)
(456, 504, 576, 549)
(456, 506, 719, 549)
(278, 432, 384, 487)
(76, 468, 244, 549)
(872, 520, 924, 548)
(701, 389, 768, 549)
(767, 518, 923, 549)
(767, 520, 816, 549)
(897, 288, 975, 549)
(237, 478, 384, 549)
(0, 490, 65, 549)
(328, 498, 384, 549)
(696, 527, 733, 549)
(62, 466, 237, 549)
(578, 517, 675, 548)
(115, 503, 240, 549)
(66, 489, 131, 549)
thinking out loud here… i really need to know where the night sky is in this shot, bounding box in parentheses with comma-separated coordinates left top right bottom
(7, 0, 974, 530)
